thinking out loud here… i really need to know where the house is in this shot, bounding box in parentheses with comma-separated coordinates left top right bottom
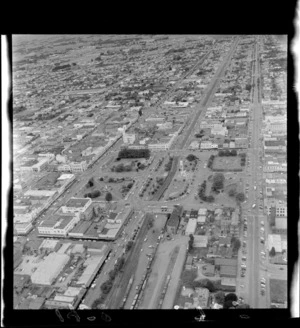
(194, 235, 208, 248)
(194, 287, 210, 308)
(198, 208, 207, 216)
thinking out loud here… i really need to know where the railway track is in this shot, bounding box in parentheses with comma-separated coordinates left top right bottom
(151, 157, 179, 201)
(178, 37, 240, 150)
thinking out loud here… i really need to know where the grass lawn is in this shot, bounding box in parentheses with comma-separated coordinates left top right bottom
(75, 176, 134, 201)
(270, 279, 287, 304)
(212, 156, 242, 171)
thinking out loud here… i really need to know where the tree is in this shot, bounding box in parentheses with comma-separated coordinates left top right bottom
(91, 190, 101, 198)
(212, 173, 225, 191)
(125, 241, 134, 252)
(186, 154, 197, 162)
(269, 247, 276, 257)
(108, 269, 117, 280)
(105, 192, 113, 202)
(232, 238, 241, 252)
(235, 192, 245, 203)
(188, 234, 194, 252)
(100, 280, 113, 294)
(214, 291, 226, 305)
(181, 270, 198, 288)
(228, 189, 236, 197)
(193, 278, 216, 292)
(224, 293, 238, 303)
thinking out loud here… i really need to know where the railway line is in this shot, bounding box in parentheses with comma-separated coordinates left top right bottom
(151, 157, 179, 201)
(178, 37, 240, 150)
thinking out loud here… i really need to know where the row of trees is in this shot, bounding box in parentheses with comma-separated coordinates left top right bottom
(111, 163, 132, 172)
(164, 157, 174, 172)
(100, 256, 126, 295)
(118, 148, 150, 159)
(198, 180, 215, 203)
(84, 190, 101, 198)
(218, 149, 237, 157)
(188, 234, 194, 252)
(231, 236, 241, 253)
(239, 153, 246, 166)
(228, 189, 246, 203)
(207, 155, 215, 169)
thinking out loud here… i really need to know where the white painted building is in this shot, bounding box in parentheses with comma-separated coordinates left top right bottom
(122, 132, 136, 144)
(61, 197, 92, 215)
(185, 219, 197, 235)
(38, 215, 80, 236)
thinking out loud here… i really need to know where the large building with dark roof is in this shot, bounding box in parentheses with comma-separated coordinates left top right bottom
(166, 205, 183, 235)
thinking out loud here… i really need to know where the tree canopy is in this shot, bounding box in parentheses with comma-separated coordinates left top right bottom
(105, 192, 113, 202)
(186, 154, 198, 162)
(236, 192, 245, 202)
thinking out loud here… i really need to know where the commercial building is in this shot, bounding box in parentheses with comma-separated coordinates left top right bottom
(14, 222, 33, 235)
(268, 234, 283, 253)
(122, 132, 136, 144)
(185, 219, 197, 236)
(275, 217, 287, 230)
(166, 206, 183, 235)
(61, 197, 92, 215)
(31, 253, 70, 285)
(38, 215, 80, 236)
(76, 254, 106, 287)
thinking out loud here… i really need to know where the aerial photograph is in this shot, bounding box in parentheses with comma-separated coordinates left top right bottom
(11, 34, 287, 310)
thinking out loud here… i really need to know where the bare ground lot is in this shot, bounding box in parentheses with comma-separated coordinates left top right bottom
(212, 156, 242, 171)
(269, 279, 287, 304)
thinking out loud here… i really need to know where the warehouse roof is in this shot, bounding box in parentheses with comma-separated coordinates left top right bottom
(65, 198, 91, 208)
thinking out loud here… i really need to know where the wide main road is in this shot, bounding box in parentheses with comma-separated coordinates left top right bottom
(244, 36, 265, 308)
(177, 37, 240, 150)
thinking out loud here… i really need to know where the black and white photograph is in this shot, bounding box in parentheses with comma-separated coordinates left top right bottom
(2, 30, 297, 327)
